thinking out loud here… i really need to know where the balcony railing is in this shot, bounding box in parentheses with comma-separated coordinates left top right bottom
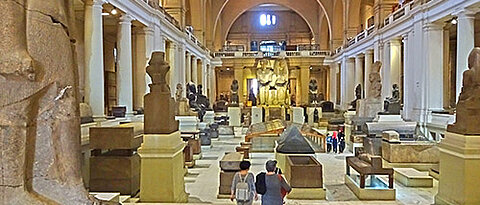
(214, 50, 331, 58)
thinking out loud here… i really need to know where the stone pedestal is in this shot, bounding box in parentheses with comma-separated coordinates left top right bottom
(365, 115, 416, 138)
(204, 111, 215, 124)
(435, 132, 480, 205)
(175, 116, 199, 132)
(251, 134, 280, 152)
(344, 111, 356, 148)
(251, 106, 263, 125)
(138, 132, 188, 202)
(228, 107, 241, 127)
(292, 107, 305, 124)
(356, 99, 382, 118)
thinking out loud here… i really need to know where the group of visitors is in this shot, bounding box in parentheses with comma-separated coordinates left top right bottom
(326, 129, 346, 153)
(230, 160, 292, 205)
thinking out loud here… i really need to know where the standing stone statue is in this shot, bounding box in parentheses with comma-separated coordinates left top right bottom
(230, 79, 239, 105)
(0, 0, 94, 204)
(448, 48, 480, 134)
(274, 59, 289, 106)
(175, 83, 184, 102)
(309, 79, 319, 106)
(256, 59, 273, 105)
(144, 52, 178, 134)
(368, 61, 383, 100)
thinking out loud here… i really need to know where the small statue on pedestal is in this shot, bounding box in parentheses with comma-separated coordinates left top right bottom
(175, 83, 184, 101)
(187, 82, 198, 109)
(350, 84, 362, 110)
(230, 79, 239, 106)
(195, 84, 210, 121)
(448, 48, 480, 135)
(383, 84, 401, 114)
(309, 79, 319, 106)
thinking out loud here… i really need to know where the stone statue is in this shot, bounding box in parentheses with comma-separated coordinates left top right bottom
(350, 84, 362, 110)
(383, 84, 401, 114)
(145, 52, 178, 134)
(256, 59, 273, 105)
(368, 61, 383, 100)
(175, 83, 184, 101)
(0, 0, 95, 203)
(248, 88, 257, 106)
(309, 79, 319, 105)
(448, 48, 480, 134)
(230, 79, 239, 105)
(274, 59, 289, 106)
(187, 82, 197, 108)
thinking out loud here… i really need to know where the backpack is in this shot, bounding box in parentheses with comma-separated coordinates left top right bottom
(235, 173, 250, 201)
(255, 172, 266, 195)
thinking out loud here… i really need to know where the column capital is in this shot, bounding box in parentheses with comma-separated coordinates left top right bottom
(143, 27, 155, 35)
(347, 57, 356, 63)
(356, 53, 365, 58)
(365, 49, 374, 55)
(192, 56, 198, 60)
(85, 0, 105, 7)
(119, 14, 134, 24)
(186, 52, 192, 57)
(423, 22, 444, 31)
(454, 9, 477, 20)
(389, 38, 403, 46)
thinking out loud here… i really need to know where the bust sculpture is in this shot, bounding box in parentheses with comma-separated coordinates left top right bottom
(448, 48, 480, 134)
(0, 0, 94, 203)
(175, 83, 184, 101)
(368, 61, 383, 100)
(309, 79, 319, 105)
(230, 79, 239, 105)
(383, 84, 401, 114)
(350, 84, 362, 110)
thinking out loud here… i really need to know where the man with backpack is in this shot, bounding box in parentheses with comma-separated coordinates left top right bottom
(231, 161, 257, 205)
(255, 160, 291, 205)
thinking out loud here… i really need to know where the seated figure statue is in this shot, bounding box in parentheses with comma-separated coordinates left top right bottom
(309, 79, 319, 106)
(383, 84, 401, 114)
(350, 84, 362, 110)
(230, 79, 239, 106)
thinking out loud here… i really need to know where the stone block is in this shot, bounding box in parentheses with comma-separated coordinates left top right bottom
(356, 99, 383, 119)
(292, 107, 305, 124)
(175, 116, 199, 132)
(382, 141, 439, 163)
(285, 156, 323, 188)
(251, 135, 279, 152)
(394, 168, 433, 187)
(286, 188, 326, 200)
(251, 106, 263, 124)
(89, 154, 140, 195)
(219, 152, 244, 171)
(228, 107, 242, 127)
(345, 175, 396, 200)
(89, 122, 144, 150)
(382, 131, 400, 143)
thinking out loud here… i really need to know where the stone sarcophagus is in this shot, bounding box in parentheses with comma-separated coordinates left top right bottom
(218, 152, 244, 197)
(89, 122, 143, 195)
(285, 156, 323, 188)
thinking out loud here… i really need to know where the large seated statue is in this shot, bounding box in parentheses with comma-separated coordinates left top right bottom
(309, 79, 319, 106)
(230, 79, 239, 106)
(349, 84, 362, 110)
(382, 84, 401, 114)
(448, 48, 480, 135)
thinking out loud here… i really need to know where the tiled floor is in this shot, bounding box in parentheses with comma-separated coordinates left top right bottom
(126, 133, 437, 205)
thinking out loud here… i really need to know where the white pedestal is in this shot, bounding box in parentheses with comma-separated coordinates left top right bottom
(292, 107, 305, 124)
(204, 111, 215, 124)
(436, 132, 480, 205)
(307, 107, 322, 126)
(138, 132, 188, 202)
(175, 116, 199, 132)
(251, 106, 263, 125)
(228, 107, 241, 127)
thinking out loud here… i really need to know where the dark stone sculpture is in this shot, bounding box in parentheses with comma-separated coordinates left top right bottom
(0, 0, 95, 203)
(448, 48, 480, 135)
(248, 88, 257, 106)
(350, 84, 362, 110)
(383, 84, 401, 114)
(230, 79, 239, 106)
(309, 79, 319, 106)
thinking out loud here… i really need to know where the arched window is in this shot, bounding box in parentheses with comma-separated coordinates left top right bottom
(260, 14, 277, 26)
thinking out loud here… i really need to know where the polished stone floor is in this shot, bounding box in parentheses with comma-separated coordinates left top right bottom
(125, 132, 437, 205)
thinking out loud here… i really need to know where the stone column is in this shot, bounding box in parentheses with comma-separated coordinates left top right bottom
(197, 60, 204, 86)
(330, 63, 339, 104)
(300, 65, 310, 106)
(383, 41, 392, 98)
(424, 22, 444, 110)
(117, 14, 134, 115)
(345, 58, 356, 108)
(191, 56, 198, 84)
(185, 53, 192, 83)
(364, 49, 374, 98)
(402, 32, 412, 119)
(176, 44, 186, 92)
(355, 54, 365, 96)
(455, 10, 476, 102)
(145, 28, 155, 94)
(168, 43, 177, 95)
(389, 38, 402, 96)
(202, 59, 208, 94)
(84, 0, 105, 117)
(133, 27, 154, 110)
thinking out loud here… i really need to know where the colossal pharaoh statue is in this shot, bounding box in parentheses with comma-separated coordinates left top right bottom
(255, 58, 290, 106)
(274, 59, 289, 106)
(0, 0, 94, 204)
(448, 48, 480, 134)
(256, 59, 273, 105)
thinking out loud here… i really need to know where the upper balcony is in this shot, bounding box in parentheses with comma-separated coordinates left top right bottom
(213, 50, 331, 59)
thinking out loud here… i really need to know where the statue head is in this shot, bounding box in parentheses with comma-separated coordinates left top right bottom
(372, 61, 382, 73)
(468, 48, 480, 70)
(392, 84, 399, 90)
(232, 79, 238, 85)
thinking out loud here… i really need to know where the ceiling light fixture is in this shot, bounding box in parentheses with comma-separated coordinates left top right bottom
(111, 8, 118, 15)
(451, 18, 458, 25)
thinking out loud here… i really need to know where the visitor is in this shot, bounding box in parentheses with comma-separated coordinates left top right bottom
(326, 133, 332, 153)
(338, 129, 346, 153)
(231, 161, 257, 205)
(332, 131, 338, 153)
(257, 160, 291, 205)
